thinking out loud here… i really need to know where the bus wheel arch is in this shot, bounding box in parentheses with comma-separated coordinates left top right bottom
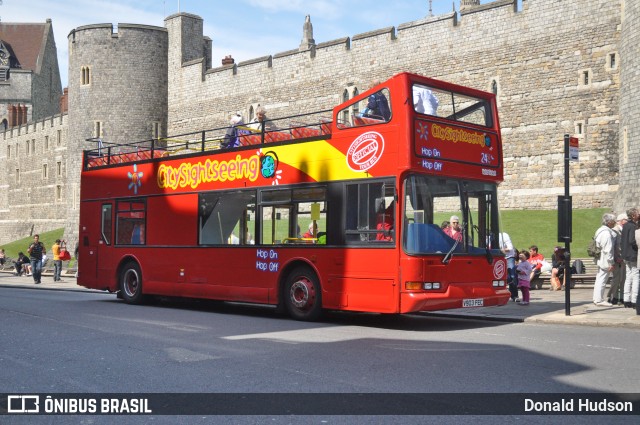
(281, 263, 323, 321)
(118, 259, 144, 304)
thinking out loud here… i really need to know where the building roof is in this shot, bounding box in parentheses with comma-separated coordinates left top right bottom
(0, 22, 48, 72)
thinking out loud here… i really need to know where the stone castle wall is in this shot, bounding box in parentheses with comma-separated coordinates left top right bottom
(0, 114, 68, 243)
(616, 0, 640, 213)
(166, 0, 622, 210)
(0, 70, 34, 124)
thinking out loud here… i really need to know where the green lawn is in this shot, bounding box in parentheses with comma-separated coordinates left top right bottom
(0, 228, 68, 262)
(500, 208, 609, 259)
(0, 208, 609, 263)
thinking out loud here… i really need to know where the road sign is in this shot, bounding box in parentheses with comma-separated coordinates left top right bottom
(569, 136, 579, 161)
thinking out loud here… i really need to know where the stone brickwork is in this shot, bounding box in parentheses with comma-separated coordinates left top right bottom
(1, 0, 637, 246)
(616, 0, 640, 213)
(0, 20, 62, 125)
(0, 114, 68, 243)
(166, 0, 622, 210)
(30, 20, 63, 121)
(63, 23, 168, 244)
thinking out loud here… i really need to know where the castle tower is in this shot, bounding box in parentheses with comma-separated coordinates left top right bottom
(164, 13, 211, 134)
(616, 1, 640, 212)
(65, 23, 168, 244)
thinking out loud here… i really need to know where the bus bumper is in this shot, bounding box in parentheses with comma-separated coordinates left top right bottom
(400, 285, 510, 313)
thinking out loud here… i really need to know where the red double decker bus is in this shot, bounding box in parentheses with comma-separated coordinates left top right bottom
(78, 72, 510, 320)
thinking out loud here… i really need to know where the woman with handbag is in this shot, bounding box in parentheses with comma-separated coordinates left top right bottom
(52, 239, 63, 282)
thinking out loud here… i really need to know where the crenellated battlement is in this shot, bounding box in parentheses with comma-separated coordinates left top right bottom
(1, 113, 66, 141)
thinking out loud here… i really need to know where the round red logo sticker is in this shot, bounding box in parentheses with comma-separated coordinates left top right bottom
(493, 260, 506, 280)
(346, 131, 385, 172)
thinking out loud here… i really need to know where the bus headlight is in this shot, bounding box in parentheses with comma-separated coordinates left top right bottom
(492, 280, 505, 287)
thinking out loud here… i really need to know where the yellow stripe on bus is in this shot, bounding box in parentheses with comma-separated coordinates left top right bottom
(270, 140, 371, 181)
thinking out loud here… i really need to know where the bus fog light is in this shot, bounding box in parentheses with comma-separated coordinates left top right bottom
(405, 282, 422, 290)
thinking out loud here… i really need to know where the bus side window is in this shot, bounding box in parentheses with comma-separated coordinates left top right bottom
(199, 191, 256, 245)
(345, 180, 395, 243)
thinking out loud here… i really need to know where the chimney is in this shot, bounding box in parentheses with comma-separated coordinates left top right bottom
(8, 104, 16, 127)
(222, 55, 234, 66)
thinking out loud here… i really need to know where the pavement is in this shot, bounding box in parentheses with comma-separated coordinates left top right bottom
(1, 271, 639, 328)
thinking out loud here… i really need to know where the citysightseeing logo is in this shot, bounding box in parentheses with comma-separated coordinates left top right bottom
(157, 154, 260, 190)
(346, 131, 385, 172)
(431, 124, 487, 147)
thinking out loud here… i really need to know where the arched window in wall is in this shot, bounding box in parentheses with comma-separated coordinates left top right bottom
(341, 89, 349, 124)
(352, 88, 360, 115)
(81, 66, 91, 86)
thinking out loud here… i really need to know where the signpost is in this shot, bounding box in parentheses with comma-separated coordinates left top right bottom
(559, 134, 578, 315)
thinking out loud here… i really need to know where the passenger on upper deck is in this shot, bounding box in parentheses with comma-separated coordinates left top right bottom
(248, 106, 277, 132)
(413, 84, 439, 116)
(363, 81, 391, 121)
(222, 113, 244, 148)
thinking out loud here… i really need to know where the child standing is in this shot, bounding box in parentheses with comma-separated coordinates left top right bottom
(516, 250, 534, 306)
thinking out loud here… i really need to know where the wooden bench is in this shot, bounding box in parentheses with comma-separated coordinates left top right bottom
(533, 257, 598, 289)
(0, 258, 16, 273)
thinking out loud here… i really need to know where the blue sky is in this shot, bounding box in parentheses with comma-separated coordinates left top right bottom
(2, 0, 470, 88)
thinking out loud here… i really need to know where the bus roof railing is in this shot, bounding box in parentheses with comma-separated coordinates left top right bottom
(83, 109, 334, 170)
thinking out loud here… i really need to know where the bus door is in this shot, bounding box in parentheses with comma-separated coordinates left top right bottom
(95, 202, 114, 282)
(78, 201, 112, 284)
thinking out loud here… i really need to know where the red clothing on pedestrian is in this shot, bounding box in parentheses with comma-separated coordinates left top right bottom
(529, 252, 545, 270)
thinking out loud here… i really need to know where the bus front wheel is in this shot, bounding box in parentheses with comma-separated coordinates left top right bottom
(119, 262, 144, 304)
(284, 266, 322, 321)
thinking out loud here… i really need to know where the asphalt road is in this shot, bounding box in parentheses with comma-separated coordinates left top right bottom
(1, 288, 639, 424)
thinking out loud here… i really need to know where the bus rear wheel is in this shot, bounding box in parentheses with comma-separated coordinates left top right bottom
(284, 266, 322, 321)
(119, 261, 144, 304)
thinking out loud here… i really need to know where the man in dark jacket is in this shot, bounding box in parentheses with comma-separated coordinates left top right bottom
(14, 252, 30, 276)
(620, 208, 639, 308)
(365, 86, 391, 121)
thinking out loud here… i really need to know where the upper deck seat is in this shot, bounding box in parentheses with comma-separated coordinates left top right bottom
(239, 134, 262, 146)
(291, 126, 322, 139)
(354, 115, 385, 126)
(320, 120, 332, 135)
(265, 130, 293, 143)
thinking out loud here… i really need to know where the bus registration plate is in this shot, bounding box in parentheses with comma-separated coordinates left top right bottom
(463, 298, 483, 308)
